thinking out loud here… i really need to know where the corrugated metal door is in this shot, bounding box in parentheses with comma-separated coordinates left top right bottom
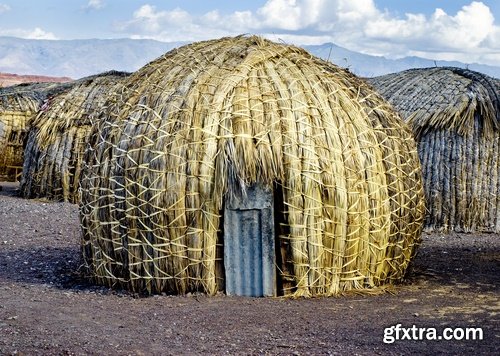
(223, 184, 276, 297)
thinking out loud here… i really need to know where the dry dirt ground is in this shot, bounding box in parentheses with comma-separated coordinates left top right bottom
(0, 182, 498, 355)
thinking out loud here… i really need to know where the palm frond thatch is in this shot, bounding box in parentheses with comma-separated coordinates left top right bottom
(368, 67, 500, 233)
(80, 36, 425, 297)
(20, 71, 130, 203)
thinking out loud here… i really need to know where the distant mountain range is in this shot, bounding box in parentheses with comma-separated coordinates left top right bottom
(302, 43, 500, 79)
(0, 36, 499, 80)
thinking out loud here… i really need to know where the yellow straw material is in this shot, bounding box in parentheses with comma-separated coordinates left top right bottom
(80, 36, 425, 296)
(20, 71, 129, 203)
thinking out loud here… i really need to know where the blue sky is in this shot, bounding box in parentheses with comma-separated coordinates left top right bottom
(0, 0, 498, 66)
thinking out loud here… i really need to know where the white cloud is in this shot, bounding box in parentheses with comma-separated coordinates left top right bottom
(200, 10, 258, 32)
(484, 26, 500, 48)
(257, 0, 304, 30)
(255, 0, 379, 31)
(84, 0, 105, 11)
(0, 3, 10, 14)
(128, 5, 192, 32)
(29, 27, 58, 40)
(254, 0, 382, 33)
(0, 27, 58, 40)
(365, 2, 495, 51)
(116, 5, 244, 42)
(115, 1, 500, 66)
(335, 0, 378, 22)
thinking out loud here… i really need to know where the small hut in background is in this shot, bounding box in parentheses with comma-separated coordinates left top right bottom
(368, 67, 500, 233)
(79, 36, 425, 297)
(0, 81, 76, 181)
(20, 71, 129, 203)
(0, 83, 51, 181)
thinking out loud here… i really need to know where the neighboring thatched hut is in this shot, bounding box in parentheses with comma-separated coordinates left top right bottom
(0, 81, 76, 181)
(0, 83, 50, 181)
(80, 36, 425, 297)
(20, 71, 129, 203)
(368, 67, 500, 233)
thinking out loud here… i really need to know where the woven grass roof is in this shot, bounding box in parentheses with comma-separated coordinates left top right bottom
(368, 67, 500, 138)
(369, 67, 500, 233)
(20, 71, 129, 202)
(80, 36, 425, 297)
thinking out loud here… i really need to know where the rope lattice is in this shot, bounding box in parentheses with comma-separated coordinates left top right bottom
(20, 72, 129, 203)
(80, 36, 425, 296)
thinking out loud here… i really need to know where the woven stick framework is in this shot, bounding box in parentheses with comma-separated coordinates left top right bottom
(20, 71, 129, 203)
(369, 67, 500, 233)
(80, 36, 425, 296)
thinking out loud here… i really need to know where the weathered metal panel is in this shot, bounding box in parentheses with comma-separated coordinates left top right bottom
(223, 184, 276, 297)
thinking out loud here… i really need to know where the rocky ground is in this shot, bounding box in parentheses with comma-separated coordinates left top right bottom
(0, 182, 498, 355)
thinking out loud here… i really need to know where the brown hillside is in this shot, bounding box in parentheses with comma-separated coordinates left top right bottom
(0, 72, 72, 87)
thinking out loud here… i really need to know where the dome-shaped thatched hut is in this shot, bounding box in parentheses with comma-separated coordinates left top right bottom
(20, 71, 129, 203)
(0, 84, 49, 180)
(80, 36, 425, 297)
(368, 67, 500, 233)
(0, 82, 76, 181)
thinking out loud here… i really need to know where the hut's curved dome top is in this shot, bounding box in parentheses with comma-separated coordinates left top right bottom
(368, 67, 500, 136)
(32, 70, 129, 132)
(93, 35, 416, 196)
(0, 83, 47, 112)
(115, 35, 399, 120)
(0, 82, 83, 114)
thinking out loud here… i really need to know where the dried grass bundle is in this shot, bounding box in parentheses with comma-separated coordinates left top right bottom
(20, 71, 129, 203)
(369, 67, 500, 233)
(80, 36, 425, 296)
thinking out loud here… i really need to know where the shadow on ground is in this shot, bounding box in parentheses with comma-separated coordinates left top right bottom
(0, 235, 498, 296)
(0, 246, 95, 291)
(408, 234, 499, 294)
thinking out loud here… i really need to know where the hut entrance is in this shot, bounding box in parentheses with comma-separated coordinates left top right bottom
(223, 184, 277, 297)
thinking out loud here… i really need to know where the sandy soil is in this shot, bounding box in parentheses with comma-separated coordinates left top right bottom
(0, 182, 498, 355)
